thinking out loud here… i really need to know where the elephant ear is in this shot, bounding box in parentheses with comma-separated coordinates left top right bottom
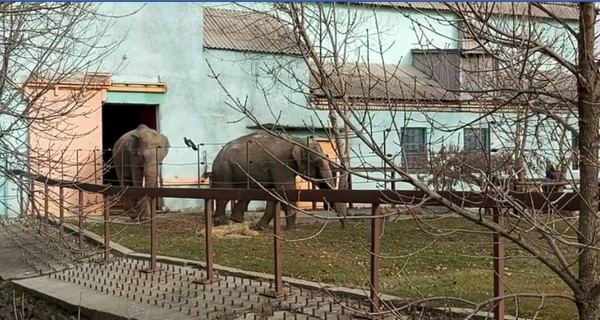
(292, 144, 308, 175)
(128, 132, 142, 156)
(161, 134, 170, 151)
(308, 142, 337, 190)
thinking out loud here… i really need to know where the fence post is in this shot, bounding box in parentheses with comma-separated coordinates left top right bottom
(59, 186, 64, 235)
(46, 149, 51, 223)
(369, 204, 382, 314)
(194, 198, 218, 284)
(104, 195, 112, 263)
(30, 177, 36, 220)
(348, 173, 354, 209)
(141, 197, 159, 273)
(493, 207, 505, 320)
(197, 146, 201, 189)
(43, 181, 49, 223)
(78, 190, 84, 251)
(264, 201, 285, 298)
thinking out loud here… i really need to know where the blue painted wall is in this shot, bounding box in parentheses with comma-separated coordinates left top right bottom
(70, 2, 580, 214)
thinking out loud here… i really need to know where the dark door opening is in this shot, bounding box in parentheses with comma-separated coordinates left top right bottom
(102, 103, 158, 186)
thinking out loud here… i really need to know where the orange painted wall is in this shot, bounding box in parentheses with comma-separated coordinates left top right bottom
(27, 85, 106, 218)
(296, 139, 339, 209)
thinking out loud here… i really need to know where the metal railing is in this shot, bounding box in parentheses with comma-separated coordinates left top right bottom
(10, 169, 587, 320)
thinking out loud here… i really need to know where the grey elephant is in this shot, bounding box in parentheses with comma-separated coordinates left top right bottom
(113, 124, 170, 220)
(211, 132, 346, 230)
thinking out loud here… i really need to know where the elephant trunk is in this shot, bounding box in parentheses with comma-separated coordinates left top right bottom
(144, 161, 160, 188)
(317, 160, 347, 229)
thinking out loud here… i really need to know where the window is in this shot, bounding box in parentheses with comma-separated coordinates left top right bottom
(572, 133, 579, 170)
(401, 128, 427, 169)
(463, 127, 490, 152)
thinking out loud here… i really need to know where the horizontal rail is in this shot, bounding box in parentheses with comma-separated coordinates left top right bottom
(13, 169, 586, 210)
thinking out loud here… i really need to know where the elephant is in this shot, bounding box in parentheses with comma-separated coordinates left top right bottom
(112, 124, 170, 220)
(210, 132, 346, 230)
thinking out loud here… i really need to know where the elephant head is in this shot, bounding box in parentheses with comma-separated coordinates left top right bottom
(291, 139, 346, 219)
(128, 124, 170, 188)
(292, 139, 336, 190)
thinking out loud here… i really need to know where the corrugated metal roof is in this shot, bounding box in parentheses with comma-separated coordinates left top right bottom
(350, 2, 579, 21)
(310, 62, 578, 105)
(203, 7, 301, 56)
(310, 63, 459, 102)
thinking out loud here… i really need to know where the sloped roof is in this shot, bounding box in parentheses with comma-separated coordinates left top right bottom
(309, 63, 458, 103)
(351, 2, 579, 21)
(309, 61, 579, 106)
(203, 7, 301, 56)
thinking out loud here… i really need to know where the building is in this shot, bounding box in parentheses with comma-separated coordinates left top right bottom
(7, 2, 580, 217)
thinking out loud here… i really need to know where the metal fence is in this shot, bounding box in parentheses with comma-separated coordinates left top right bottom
(11, 169, 586, 320)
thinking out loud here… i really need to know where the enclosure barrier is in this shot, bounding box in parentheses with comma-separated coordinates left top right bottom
(12, 169, 586, 320)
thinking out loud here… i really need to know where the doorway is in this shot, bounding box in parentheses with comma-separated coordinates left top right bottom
(101, 103, 158, 186)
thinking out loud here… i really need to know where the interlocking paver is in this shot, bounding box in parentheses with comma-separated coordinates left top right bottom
(1, 219, 393, 320)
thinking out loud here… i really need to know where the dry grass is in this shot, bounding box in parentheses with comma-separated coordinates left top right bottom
(196, 222, 259, 239)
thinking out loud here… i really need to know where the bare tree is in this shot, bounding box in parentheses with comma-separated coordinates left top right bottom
(206, 2, 600, 319)
(0, 2, 129, 242)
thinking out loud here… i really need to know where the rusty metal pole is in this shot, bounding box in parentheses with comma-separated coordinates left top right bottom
(104, 195, 111, 263)
(369, 204, 382, 314)
(197, 146, 201, 189)
(43, 182, 49, 223)
(140, 197, 160, 273)
(47, 149, 52, 218)
(262, 201, 284, 298)
(59, 186, 64, 234)
(493, 207, 505, 320)
(383, 131, 387, 190)
(273, 201, 284, 297)
(348, 175, 354, 209)
(307, 137, 317, 210)
(30, 180, 36, 220)
(193, 198, 219, 284)
(78, 190, 84, 251)
(58, 150, 65, 234)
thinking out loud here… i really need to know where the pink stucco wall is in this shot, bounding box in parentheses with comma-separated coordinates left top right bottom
(27, 85, 106, 218)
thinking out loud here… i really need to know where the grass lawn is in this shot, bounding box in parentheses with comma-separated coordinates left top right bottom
(78, 213, 578, 320)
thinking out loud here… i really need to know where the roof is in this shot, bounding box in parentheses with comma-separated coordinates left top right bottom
(309, 63, 458, 103)
(309, 60, 578, 106)
(203, 3, 578, 56)
(350, 2, 579, 21)
(203, 7, 301, 56)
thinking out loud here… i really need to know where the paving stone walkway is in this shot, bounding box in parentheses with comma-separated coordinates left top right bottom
(0, 219, 405, 320)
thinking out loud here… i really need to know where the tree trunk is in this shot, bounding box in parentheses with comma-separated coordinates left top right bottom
(576, 3, 600, 320)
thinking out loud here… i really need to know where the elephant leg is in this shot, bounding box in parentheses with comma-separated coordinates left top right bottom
(138, 196, 153, 221)
(129, 165, 146, 220)
(214, 200, 230, 226)
(121, 177, 135, 215)
(254, 201, 274, 230)
(157, 168, 167, 213)
(230, 200, 249, 223)
(118, 168, 139, 218)
(283, 201, 297, 230)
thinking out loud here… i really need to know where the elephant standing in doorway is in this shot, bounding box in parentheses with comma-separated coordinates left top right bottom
(113, 124, 170, 220)
(211, 132, 346, 230)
